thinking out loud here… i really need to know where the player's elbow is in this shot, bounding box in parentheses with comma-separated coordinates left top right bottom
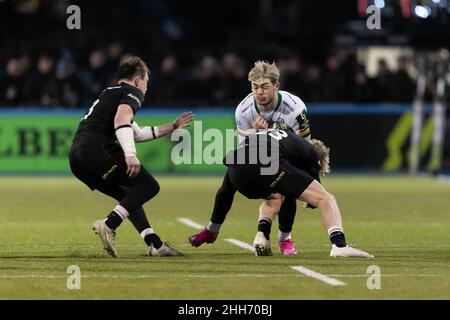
(114, 116, 131, 129)
(133, 130, 145, 142)
(114, 104, 134, 128)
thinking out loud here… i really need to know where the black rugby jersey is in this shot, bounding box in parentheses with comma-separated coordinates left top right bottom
(225, 129, 320, 176)
(71, 83, 144, 151)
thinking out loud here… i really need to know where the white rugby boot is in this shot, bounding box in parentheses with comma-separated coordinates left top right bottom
(92, 219, 118, 258)
(253, 231, 273, 256)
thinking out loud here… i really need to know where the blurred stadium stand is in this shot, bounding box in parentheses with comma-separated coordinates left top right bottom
(0, 0, 450, 173)
(1, 0, 449, 108)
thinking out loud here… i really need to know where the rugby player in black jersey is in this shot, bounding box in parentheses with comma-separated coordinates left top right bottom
(69, 56, 193, 257)
(190, 129, 373, 258)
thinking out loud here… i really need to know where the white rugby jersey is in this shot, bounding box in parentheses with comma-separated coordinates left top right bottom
(235, 90, 311, 139)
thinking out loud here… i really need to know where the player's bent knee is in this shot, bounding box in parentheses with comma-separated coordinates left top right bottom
(137, 179, 160, 202)
(327, 193, 336, 203)
(148, 180, 160, 198)
(320, 194, 336, 209)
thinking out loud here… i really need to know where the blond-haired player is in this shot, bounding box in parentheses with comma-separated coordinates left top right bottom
(189, 61, 311, 255)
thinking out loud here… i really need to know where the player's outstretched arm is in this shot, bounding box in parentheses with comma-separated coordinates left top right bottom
(132, 112, 194, 142)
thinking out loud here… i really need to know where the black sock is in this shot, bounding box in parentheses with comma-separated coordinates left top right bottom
(105, 211, 122, 230)
(144, 233, 163, 249)
(257, 217, 272, 240)
(330, 231, 346, 248)
(278, 197, 296, 233)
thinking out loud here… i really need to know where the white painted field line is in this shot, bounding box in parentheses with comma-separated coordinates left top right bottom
(177, 217, 204, 230)
(177, 217, 255, 252)
(223, 238, 255, 252)
(291, 266, 346, 286)
(177, 217, 345, 287)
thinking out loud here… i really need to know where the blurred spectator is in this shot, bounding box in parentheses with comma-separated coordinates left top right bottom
(80, 50, 114, 105)
(56, 50, 83, 108)
(278, 55, 305, 97)
(150, 54, 181, 106)
(217, 52, 248, 105)
(23, 54, 59, 107)
(106, 41, 124, 67)
(340, 51, 359, 101)
(351, 69, 377, 103)
(0, 58, 27, 107)
(187, 55, 223, 106)
(321, 55, 346, 102)
(375, 59, 394, 102)
(391, 56, 415, 103)
(302, 65, 322, 102)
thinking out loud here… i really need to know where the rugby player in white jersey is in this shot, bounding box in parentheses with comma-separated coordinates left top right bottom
(189, 61, 311, 255)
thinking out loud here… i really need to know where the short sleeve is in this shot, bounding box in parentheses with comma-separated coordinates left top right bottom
(119, 87, 144, 114)
(235, 106, 251, 130)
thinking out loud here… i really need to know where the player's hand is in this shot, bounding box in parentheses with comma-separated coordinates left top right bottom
(252, 116, 268, 131)
(125, 156, 141, 178)
(173, 112, 194, 130)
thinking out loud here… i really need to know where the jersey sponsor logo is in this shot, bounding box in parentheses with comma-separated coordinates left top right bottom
(102, 164, 118, 180)
(269, 170, 285, 188)
(296, 110, 309, 129)
(127, 93, 142, 107)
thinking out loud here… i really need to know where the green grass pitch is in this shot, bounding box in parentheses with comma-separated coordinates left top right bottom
(0, 175, 449, 299)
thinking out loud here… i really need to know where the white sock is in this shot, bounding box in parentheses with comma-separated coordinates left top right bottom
(140, 228, 155, 239)
(207, 221, 221, 235)
(278, 231, 292, 241)
(113, 204, 129, 220)
(327, 225, 344, 237)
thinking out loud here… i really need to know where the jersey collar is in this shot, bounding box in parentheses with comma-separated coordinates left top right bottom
(254, 92, 282, 115)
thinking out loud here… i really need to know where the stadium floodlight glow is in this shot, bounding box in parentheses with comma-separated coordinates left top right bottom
(374, 0, 385, 9)
(414, 5, 430, 18)
(431, 0, 440, 3)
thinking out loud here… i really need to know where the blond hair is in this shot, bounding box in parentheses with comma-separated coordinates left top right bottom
(248, 61, 280, 85)
(309, 139, 330, 175)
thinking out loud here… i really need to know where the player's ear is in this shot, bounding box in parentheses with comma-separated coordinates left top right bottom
(134, 76, 143, 88)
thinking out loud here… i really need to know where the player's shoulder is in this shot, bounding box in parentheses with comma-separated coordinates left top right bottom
(99, 84, 139, 98)
(99, 85, 122, 97)
(120, 84, 144, 100)
(235, 92, 254, 113)
(279, 90, 307, 113)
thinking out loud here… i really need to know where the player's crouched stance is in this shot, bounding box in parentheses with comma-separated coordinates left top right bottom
(69, 56, 193, 257)
(245, 131, 373, 258)
(191, 129, 373, 258)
